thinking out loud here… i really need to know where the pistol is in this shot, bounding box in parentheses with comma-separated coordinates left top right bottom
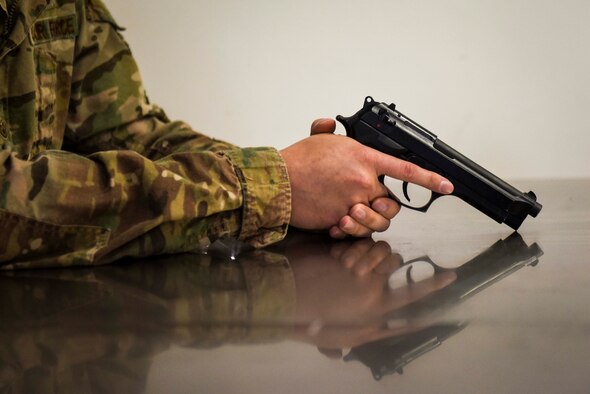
(344, 322, 467, 380)
(336, 97, 542, 230)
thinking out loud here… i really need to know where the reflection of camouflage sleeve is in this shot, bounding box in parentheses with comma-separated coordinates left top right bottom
(0, 0, 291, 269)
(0, 250, 295, 392)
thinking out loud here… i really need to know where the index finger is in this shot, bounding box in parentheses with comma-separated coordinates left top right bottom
(372, 151, 454, 194)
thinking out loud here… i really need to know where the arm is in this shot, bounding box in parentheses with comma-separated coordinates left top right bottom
(0, 2, 453, 268)
(66, 6, 456, 243)
(0, 1, 290, 268)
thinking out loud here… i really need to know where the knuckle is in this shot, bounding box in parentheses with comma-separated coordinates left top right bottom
(359, 146, 373, 162)
(358, 172, 374, 190)
(400, 161, 417, 180)
(429, 172, 440, 188)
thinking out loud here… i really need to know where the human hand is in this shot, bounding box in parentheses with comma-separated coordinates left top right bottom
(310, 118, 402, 238)
(280, 119, 453, 232)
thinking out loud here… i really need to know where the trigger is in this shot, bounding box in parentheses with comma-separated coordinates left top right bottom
(402, 182, 411, 202)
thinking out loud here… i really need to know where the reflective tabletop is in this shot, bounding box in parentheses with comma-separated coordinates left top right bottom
(1, 179, 588, 393)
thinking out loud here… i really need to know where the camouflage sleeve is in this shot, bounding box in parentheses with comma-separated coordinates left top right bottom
(0, 0, 291, 269)
(64, 0, 239, 159)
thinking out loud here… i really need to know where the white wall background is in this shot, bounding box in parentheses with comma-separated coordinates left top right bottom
(107, 0, 590, 179)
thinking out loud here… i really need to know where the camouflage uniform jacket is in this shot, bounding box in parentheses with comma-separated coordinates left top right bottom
(0, 0, 292, 269)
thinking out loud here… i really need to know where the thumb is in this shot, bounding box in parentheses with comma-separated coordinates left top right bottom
(310, 118, 336, 135)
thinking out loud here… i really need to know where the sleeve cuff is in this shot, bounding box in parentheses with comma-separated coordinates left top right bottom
(223, 147, 291, 248)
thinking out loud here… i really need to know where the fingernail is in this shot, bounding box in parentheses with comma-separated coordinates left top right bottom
(373, 201, 387, 213)
(312, 119, 329, 128)
(341, 218, 354, 231)
(439, 180, 454, 194)
(352, 207, 366, 220)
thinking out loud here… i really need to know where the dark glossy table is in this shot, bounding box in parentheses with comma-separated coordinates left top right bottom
(1, 179, 588, 393)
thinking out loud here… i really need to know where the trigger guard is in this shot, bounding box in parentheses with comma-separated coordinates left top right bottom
(379, 178, 443, 212)
(389, 189, 443, 212)
(404, 191, 443, 212)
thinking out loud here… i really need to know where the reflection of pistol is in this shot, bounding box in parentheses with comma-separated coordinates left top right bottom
(391, 232, 543, 320)
(337, 97, 542, 229)
(345, 322, 467, 380)
(345, 233, 543, 380)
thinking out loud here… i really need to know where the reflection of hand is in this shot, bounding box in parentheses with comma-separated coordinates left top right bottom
(280, 119, 453, 235)
(290, 237, 456, 350)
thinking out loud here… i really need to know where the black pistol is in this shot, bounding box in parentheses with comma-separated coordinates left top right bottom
(336, 97, 542, 230)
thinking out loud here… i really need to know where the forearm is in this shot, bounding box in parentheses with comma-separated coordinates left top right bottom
(0, 146, 290, 269)
(0, 0, 291, 268)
